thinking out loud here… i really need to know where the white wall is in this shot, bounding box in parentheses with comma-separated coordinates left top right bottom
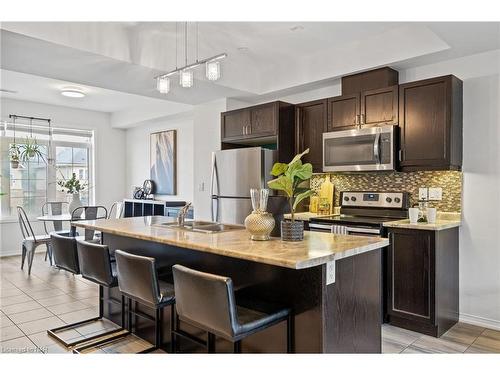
(125, 113, 194, 203)
(122, 99, 227, 221)
(192, 99, 227, 220)
(0, 98, 126, 256)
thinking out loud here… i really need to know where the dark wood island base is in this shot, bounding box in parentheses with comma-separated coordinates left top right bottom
(100, 233, 382, 353)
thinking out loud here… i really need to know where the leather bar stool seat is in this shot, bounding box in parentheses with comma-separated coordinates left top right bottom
(172, 264, 294, 353)
(114, 250, 176, 353)
(47, 234, 126, 349)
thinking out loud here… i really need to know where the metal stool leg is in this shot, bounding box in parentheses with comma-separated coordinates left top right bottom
(170, 304, 176, 353)
(233, 340, 242, 353)
(286, 314, 294, 353)
(48, 285, 124, 348)
(207, 332, 216, 353)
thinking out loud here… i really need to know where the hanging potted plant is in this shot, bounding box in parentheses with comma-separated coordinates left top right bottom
(9, 144, 21, 169)
(58, 173, 87, 214)
(267, 149, 314, 241)
(19, 136, 45, 162)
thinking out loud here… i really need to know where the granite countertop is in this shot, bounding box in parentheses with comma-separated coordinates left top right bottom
(383, 219, 461, 231)
(73, 217, 389, 270)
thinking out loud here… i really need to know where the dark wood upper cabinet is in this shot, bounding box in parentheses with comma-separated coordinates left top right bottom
(327, 94, 360, 131)
(221, 110, 250, 140)
(361, 85, 398, 126)
(342, 67, 399, 95)
(250, 103, 277, 136)
(386, 227, 459, 337)
(399, 75, 463, 171)
(221, 101, 295, 163)
(295, 99, 327, 172)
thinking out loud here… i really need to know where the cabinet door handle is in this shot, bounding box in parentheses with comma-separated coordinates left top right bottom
(355, 115, 359, 125)
(398, 149, 402, 161)
(361, 113, 365, 124)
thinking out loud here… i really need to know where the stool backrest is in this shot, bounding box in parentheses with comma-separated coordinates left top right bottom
(114, 250, 161, 307)
(76, 239, 114, 287)
(17, 206, 36, 241)
(108, 202, 124, 219)
(50, 233, 80, 274)
(71, 206, 108, 240)
(172, 264, 237, 338)
(42, 201, 69, 234)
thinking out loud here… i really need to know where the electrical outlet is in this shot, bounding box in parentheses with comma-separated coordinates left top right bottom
(198, 182, 205, 192)
(428, 187, 443, 201)
(326, 261, 336, 285)
(419, 187, 428, 200)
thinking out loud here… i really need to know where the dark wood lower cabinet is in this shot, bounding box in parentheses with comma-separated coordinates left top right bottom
(386, 227, 459, 337)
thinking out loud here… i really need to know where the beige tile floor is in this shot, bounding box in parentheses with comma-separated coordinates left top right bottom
(1, 252, 500, 354)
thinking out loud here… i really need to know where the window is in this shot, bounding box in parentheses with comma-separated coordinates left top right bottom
(0, 122, 94, 219)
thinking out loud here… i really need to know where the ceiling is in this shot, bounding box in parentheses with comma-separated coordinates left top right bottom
(1, 22, 499, 126)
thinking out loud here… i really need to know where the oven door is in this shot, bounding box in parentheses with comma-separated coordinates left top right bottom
(345, 226, 382, 237)
(323, 125, 395, 172)
(309, 223, 382, 237)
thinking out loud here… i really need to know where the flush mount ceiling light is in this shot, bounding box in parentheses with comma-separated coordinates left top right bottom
(61, 88, 85, 98)
(154, 22, 227, 93)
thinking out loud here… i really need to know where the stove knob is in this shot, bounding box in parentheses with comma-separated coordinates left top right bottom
(351, 196, 357, 202)
(386, 197, 392, 203)
(394, 197, 401, 203)
(344, 196, 350, 202)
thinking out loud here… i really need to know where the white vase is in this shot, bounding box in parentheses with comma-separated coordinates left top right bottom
(69, 193, 83, 215)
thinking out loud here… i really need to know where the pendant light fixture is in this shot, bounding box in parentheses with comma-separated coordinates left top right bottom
(154, 22, 226, 93)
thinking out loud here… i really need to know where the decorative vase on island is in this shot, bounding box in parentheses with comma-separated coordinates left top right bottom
(69, 192, 83, 214)
(244, 188, 275, 241)
(281, 220, 304, 241)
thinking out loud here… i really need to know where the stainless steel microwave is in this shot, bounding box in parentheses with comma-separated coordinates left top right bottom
(322, 125, 397, 172)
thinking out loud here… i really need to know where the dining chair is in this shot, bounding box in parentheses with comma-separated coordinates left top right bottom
(41, 202, 71, 265)
(70, 205, 108, 241)
(108, 201, 124, 219)
(17, 206, 52, 274)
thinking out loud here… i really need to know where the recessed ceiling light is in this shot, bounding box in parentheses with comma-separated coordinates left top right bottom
(61, 88, 85, 98)
(290, 25, 304, 32)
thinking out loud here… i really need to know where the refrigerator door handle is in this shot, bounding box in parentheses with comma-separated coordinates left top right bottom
(210, 152, 218, 197)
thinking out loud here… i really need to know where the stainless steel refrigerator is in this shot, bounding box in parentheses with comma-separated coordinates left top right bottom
(211, 147, 288, 235)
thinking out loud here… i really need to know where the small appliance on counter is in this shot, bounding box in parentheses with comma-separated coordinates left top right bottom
(309, 191, 409, 237)
(318, 178, 334, 215)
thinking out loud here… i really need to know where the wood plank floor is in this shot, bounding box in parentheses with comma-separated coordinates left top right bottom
(1, 253, 499, 354)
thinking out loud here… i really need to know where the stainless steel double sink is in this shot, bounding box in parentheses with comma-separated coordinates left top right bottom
(155, 220, 243, 234)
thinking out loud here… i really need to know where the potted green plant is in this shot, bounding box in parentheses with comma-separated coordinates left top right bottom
(9, 144, 21, 169)
(267, 149, 314, 241)
(19, 137, 45, 162)
(58, 173, 87, 213)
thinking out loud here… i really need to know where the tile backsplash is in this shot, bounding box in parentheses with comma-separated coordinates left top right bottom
(310, 171, 463, 212)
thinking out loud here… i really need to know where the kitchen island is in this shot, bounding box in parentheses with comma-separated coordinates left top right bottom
(73, 216, 389, 353)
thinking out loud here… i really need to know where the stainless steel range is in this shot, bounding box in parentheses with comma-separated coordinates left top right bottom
(309, 191, 409, 237)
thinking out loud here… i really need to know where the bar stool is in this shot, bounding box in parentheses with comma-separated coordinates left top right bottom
(172, 264, 294, 353)
(114, 250, 176, 352)
(47, 234, 125, 348)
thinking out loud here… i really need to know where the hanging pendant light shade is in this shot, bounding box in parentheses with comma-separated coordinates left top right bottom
(206, 60, 221, 81)
(179, 70, 193, 88)
(156, 76, 170, 94)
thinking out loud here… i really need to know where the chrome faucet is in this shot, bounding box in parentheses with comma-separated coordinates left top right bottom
(177, 202, 192, 227)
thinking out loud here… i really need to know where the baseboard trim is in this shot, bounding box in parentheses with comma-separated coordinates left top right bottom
(0, 248, 46, 258)
(460, 313, 500, 331)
